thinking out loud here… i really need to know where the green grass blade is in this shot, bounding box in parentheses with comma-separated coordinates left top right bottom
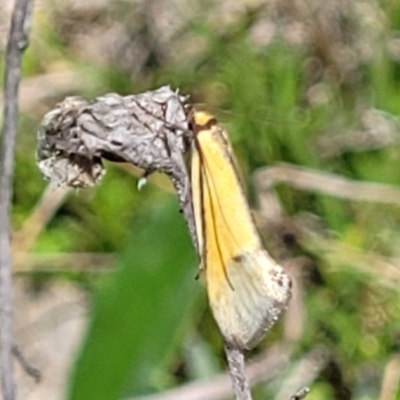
(68, 196, 200, 400)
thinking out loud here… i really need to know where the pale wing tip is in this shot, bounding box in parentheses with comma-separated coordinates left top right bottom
(208, 250, 291, 350)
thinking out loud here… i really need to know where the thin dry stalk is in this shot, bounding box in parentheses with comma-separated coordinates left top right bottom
(12, 185, 71, 255)
(131, 343, 291, 400)
(0, 0, 35, 398)
(255, 163, 400, 207)
(225, 345, 252, 400)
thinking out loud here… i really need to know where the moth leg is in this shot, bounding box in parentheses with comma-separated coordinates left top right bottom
(137, 168, 155, 191)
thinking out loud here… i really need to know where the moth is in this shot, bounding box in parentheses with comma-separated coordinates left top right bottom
(37, 89, 291, 351)
(189, 110, 292, 350)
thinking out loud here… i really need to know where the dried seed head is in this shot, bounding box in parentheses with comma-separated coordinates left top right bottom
(37, 86, 190, 190)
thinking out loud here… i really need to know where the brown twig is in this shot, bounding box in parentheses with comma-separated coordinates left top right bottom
(254, 163, 400, 207)
(0, 0, 35, 398)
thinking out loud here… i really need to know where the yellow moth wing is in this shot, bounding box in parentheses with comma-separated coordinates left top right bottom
(190, 110, 291, 350)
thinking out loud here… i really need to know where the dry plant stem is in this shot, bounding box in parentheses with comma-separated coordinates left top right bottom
(255, 163, 400, 206)
(225, 345, 252, 400)
(131, 343, 291, 400)
(12, 185, 71, 255)
(0, 0, 34, 398)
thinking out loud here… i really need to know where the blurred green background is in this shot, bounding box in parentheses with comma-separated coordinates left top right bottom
(2, 0, 400, 399)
